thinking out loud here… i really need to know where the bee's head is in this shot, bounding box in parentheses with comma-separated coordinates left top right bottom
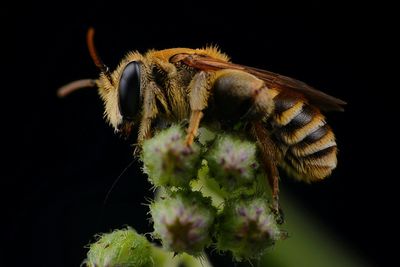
(86, 27, 145, 137)
(97, 53, 145, 136)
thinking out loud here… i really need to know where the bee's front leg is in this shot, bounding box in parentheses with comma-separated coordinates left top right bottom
(137, 82, 161, 145)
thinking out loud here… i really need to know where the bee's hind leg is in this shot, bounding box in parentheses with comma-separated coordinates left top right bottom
(251, 121, 284, 224)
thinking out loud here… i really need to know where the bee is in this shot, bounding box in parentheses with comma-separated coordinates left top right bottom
(59, 28, 345, 214)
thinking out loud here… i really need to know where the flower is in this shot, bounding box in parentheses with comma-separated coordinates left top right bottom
(216, 196, 283, 261)
(150, 190, 217, 255)
(142, 126, 201, 188)
(206, 135, 258, 190)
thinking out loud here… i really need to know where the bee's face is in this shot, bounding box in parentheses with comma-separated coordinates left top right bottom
(97, 53, 145, 133)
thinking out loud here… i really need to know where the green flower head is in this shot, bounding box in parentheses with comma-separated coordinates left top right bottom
(150, 190, 217, 255)
(84, 228, 152, 267)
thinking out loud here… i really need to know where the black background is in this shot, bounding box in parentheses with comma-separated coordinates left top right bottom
(3, 1, 392, 266)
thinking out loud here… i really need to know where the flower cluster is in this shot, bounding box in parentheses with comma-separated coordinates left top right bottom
(84, 125, 285, 266)
(144, 126, 284, 261)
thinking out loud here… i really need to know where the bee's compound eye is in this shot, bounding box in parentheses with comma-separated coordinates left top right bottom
(118, 61, 141, 120)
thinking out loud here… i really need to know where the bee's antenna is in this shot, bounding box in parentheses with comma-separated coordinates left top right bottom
(87, 27, 113, 85)
(57, 79, 97, 98)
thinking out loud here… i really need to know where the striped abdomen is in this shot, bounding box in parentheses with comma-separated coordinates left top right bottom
(271, 91, 337, 182)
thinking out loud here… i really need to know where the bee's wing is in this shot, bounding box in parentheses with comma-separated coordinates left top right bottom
(241, 66, 346, 112)
(172, 54, 346, 112)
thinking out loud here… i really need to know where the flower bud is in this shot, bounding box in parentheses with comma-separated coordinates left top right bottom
(206, 136, 258, 190)
(150, 190, 216, 254)
(142, 126, 201, 188)
(216, 196, 282, 261)
(84, 228, 152, 267)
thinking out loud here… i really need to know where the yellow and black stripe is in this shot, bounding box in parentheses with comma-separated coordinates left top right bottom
(272, 93, 337, 182)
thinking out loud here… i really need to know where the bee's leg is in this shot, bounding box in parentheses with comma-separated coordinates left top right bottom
(137, 82, 161, 145)
(186, 111, 204, 145)
(251, 121, 284, 224)
(185, 71, 213, 145)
